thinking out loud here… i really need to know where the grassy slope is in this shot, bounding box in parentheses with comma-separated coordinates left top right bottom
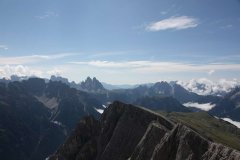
(158, 111, 240, 151)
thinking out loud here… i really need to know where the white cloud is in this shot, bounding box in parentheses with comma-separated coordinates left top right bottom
(222, 118, 240, 128)
(47, 68, 63, 76)
(0, 65, 43, 78)
(36, 11, 58, 19)
(146, 16, 199, 31)
(0, 65, 66, 79)
(178, 78, 239, 96)
(183, 102, 216, 111)
(0, 53, 72, 65)
(0, 45, 8, 50)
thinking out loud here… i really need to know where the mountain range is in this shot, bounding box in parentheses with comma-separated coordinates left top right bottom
(0, 78, 103, 160)
(0, 75, 240, 159)
(4, 75, 239, 97)
(209, 87, 240, 121)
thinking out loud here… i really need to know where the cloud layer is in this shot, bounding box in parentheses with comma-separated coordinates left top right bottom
(0, 65, 43, 78)
(70, 60, 240, 73)
(183, 102, 216, 111)
(178, 78, 239, 96)
(146, 16, 199, 31)
(0, 53, 73, 65)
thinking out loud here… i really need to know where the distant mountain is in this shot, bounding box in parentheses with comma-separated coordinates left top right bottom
(106, 81, 221, 104)
(50, 75, 107, 93)
(209, 87, 240, 121)
(102, 82, 154, 90)
(49, 101, 240, 160)
(101, 82, 138, 90)
(0, 81, 65, 160)
(2, 75, 222, 109)
(50, 75, 69, 84)
(0, 77, 10, 83)
(80, 77, 106, 92)
(0, 78, 103, 160)
(134, 96, 190, 112)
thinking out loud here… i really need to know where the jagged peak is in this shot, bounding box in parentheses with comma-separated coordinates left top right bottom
(49, 101, 240, 160)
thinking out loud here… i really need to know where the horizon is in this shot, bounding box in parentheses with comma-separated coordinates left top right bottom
(0, 0, 240, 84)
(2, 74, 240, 91)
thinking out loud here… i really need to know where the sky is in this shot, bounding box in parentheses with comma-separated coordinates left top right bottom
(0, 0, 240, 84)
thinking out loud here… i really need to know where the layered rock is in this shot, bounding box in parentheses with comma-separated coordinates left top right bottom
(49, 101, 240, 160)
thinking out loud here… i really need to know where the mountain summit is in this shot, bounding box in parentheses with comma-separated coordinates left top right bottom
(49, 101, 240, 160)
(80, 77, 106, 92)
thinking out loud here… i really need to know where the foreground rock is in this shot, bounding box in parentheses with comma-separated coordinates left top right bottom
(49, 101, 240, 160)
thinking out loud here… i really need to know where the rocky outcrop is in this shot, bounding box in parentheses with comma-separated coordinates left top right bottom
(81, 77, 106, 92)
(130, 122, 169, 160)
(150, 124, 209, 160)
(96, 101, 173, 160)
(49, 101, 240, 160)
(49, 116, 100, 160)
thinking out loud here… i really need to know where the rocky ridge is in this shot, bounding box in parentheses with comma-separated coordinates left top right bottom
(49, 101, 240, 160)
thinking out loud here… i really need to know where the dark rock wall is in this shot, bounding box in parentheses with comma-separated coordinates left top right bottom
(49, 101, 240, 160)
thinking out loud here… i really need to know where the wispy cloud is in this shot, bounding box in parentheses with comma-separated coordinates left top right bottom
(0, 45, 8, 50)
(160, 11, 167, 15)
(69, 60, 240, 73)
(208, 69, 215, 75)
(220, 24, 233, 30)
(70, 60, 150, 68)
(36, 11, 58, 19)
(146, 16, 199, 31)
(0, 53, 73, 65)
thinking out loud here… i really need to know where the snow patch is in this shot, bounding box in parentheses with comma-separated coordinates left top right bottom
(51, 121, 63, 126)
(95, 108, 104, 114)
(222, 118, 240, 128)
(35, 95, 58, 109)
(183, 102, 215, 111)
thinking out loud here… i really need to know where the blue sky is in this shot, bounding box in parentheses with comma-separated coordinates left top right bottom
(0, 0, 240, 84)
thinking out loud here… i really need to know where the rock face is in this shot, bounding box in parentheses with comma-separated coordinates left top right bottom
(0, 78, 103, 160)
(210, 87, 240, 121)
(50, 101, 240, 160)
(81, 77, 106, 92)
(49, 116, 100, 160)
